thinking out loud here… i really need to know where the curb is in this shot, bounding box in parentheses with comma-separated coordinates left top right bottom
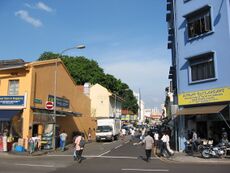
(7, 151, 49, 157)
(163, 154, 230, 164)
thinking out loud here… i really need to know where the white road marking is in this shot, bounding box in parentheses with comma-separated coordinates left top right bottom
(114, 144, 123, 149)
(99, 156, 138, 159)
(103, 141, 116, 145)
(121, 168, 169, 172)
(47, 154, 159, 160)
(98, 150, 111, 156)
(15, 163, 55, 168)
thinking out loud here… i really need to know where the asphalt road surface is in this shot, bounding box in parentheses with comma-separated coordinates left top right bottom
(0, 138, 229, 173)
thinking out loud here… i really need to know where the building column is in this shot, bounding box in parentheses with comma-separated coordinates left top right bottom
(178, 115, 186, 152)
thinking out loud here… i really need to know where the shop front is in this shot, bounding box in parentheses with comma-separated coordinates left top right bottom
(31, 106, 81, 151)
(0, 96, 25, 152)
(175, 104, 230, 151)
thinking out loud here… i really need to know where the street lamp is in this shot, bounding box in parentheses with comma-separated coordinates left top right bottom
(52, 44, 85, 149)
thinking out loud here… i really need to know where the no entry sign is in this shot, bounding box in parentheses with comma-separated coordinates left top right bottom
(45, 101, 54, 110)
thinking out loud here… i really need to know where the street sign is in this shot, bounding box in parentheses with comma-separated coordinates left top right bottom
(45, 101, 54, 110)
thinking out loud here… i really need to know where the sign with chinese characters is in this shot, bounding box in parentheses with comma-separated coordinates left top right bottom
(0, 96, 25, 106)
(178, 87, 230, 106)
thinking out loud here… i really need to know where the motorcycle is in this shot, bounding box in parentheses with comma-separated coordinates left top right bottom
(184, 140, 204, 156)
(201, 141, 229, 159)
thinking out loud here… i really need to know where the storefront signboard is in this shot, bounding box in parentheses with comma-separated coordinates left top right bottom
(34, 98, 42, 104)
(178, 87, 230, 106)
(48, 95, 69, 108)
(0, 96, 25, 106)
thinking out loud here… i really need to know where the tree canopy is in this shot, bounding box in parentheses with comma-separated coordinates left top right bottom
(38, 52, 138, 114)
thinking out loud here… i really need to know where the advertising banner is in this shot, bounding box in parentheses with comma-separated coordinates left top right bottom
(178, 87, 230, 106)
(0, 96, 25, 106)
(48, 95, 69, 108)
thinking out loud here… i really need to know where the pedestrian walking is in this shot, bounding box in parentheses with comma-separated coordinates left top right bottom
(134, 131, 154, 162)
(59, 130, 68, 151)
(28, 136, 34, 154)
(74, 132, 85, 163)
(153, 131, 159, 156)
(88, 128, 92, 143)
(142, 131, 154, 162)
(130, 128, 135, 141)
(161, 131, 174, 157)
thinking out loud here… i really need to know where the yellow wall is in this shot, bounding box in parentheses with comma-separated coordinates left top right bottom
(0, 66, 34, 139)
(90, 84, 111, 118)
(0, 59, 96, 144)
(31, 60, 96, 142)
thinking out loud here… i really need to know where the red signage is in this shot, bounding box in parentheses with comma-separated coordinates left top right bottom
(45, 101, 54, 110)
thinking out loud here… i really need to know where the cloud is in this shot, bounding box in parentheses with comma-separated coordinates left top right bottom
(25, 2, 53, 12)
(36, 2, 53, 12)
(15, 10, 43, 27)
(102, 58, 170, 108)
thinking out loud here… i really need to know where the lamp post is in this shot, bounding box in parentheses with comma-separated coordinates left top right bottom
(113, 92, 119, 118)
(52, 44, 85, 149)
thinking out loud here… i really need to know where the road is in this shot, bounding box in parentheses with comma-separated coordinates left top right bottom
(0, 138, 229, 173)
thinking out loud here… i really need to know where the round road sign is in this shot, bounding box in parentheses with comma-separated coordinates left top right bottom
(46, 101, 54, 110)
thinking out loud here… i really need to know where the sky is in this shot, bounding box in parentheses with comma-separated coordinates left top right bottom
(0, 0, 171, 109)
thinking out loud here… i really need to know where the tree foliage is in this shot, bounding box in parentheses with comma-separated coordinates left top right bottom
(38, 52, 138, 114)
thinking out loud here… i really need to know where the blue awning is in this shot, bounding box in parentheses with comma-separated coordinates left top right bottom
(0, 110, 22, 121)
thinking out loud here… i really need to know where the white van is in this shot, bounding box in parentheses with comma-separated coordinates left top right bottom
(96, 119, 121, 142)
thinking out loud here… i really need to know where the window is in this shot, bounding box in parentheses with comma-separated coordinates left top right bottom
(8, 80, 19, 95)
(186, 6, 212, 39)
(189, 52, 215, 82)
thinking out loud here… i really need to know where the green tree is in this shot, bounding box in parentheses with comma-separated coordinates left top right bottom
(38, 52, 138, 113)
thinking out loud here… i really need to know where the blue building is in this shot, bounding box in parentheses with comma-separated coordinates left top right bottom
(167, 0, 230, 151)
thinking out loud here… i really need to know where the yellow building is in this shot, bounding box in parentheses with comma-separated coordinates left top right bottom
(90, 83, 122, 119)
(0, 59, 96, 150)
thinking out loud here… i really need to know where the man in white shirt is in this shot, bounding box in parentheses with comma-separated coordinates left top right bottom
(59, 130, 68, 151)
(153, 132, 159, 156)
(142, 131, 154, 162)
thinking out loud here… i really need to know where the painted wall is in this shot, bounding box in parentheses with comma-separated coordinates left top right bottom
(0, 65, 33, 139)
(31, 60, 96, 142)
(175, 0, 230, 93)
(0, 59, 96, 143)
(90, 84, 111, 118)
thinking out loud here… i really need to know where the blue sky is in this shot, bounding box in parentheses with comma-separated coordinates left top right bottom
(0, 0, 170, 109)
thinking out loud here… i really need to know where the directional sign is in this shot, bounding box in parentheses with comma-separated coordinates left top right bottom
(45, 101, 54, 110)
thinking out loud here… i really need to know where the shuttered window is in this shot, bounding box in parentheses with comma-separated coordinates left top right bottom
(189, 52, 215, 82)
(8, 80, 19, 95)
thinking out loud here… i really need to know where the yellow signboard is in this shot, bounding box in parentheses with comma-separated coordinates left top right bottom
(178, 87, 230, 106)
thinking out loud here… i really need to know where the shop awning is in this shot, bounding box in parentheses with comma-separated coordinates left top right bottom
(0, 109, 22, 121)
(31, 107, 82, 117)
(176, 105, 227, 116)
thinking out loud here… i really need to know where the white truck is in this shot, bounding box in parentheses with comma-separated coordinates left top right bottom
(96, 118, 121, 142)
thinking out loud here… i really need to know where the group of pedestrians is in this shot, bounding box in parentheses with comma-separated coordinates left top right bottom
(58, 128, 93, 163)
(134, 129, 174, 162)
(59, 127, 174, 163)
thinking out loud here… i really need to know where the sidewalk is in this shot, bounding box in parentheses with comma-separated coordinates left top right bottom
(165, 152, 230, 164)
